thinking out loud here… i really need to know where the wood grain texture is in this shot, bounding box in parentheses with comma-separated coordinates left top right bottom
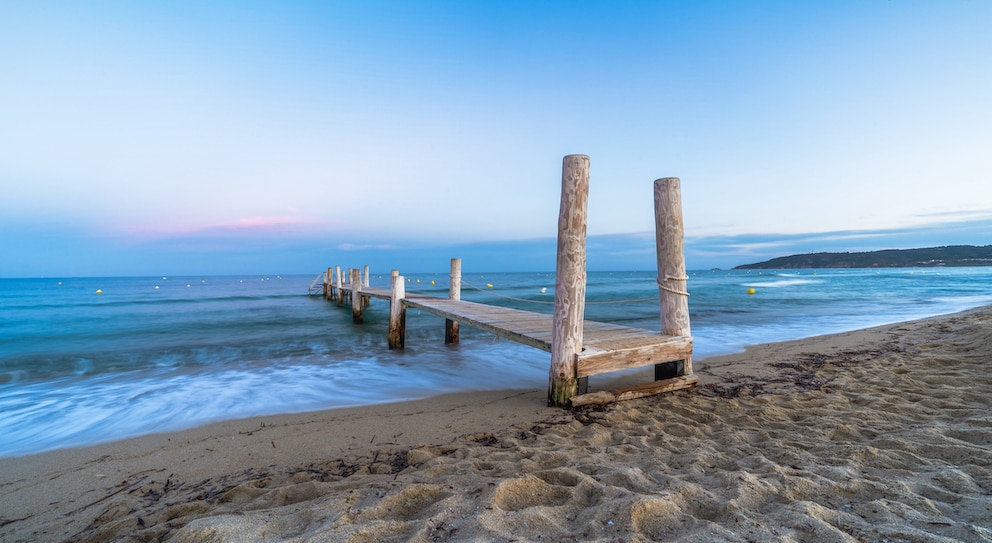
(446, 258, 461, 344)
(549, 154, 590, 407)
(350, 268, 363, 323)
(569, 375, 699, 407)
(654, 177, 692, 375)
(387, 271, 405, 350)
(577, 335, 693, 377)
(654, 177, 690, 337)
(325, 267, 332, 300)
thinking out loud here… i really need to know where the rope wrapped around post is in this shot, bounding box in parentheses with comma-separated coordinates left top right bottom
(656, 275, 690, 297)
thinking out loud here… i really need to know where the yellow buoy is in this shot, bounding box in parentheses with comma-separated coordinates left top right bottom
(95, 289, 103, 294)
(431, 280, 435, 285)
(487, 283, 493, 289)
(747, 288, 756, 295)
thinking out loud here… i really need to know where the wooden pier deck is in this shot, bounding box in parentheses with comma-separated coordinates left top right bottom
(331, 279, 697, 405)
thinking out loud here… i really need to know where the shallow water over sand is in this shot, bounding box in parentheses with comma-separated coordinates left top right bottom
(2, 267, 992, 457)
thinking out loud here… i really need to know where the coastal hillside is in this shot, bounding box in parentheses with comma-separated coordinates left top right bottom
(735, 245, 992, 269)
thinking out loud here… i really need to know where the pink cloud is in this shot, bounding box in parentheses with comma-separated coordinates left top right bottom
(118, 216, 343, 241)
(207, 216, 316, 232)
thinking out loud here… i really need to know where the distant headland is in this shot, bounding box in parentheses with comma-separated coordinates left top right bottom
(735, 245, 992, 269)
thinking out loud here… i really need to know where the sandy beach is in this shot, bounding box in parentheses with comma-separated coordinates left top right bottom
(2, 306, 990, 542)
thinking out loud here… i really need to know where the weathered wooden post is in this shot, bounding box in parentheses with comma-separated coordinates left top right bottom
(325, 267, 333, 300)
(445, 257, 461, 344)
(362, 265, 371, 307)
(335, 266, 344, 306)
(549, 154, 590, 407)
(654, 177, 692, 378)
(388, 270, 406, 349)
(350, 268, 363, 323)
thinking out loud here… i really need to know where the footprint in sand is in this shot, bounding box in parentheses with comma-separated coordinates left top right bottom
(359, 484, 452, 521)
(492, 474, 574, 511)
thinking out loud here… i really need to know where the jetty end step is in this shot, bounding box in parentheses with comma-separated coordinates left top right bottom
(569, 375, 699, 407)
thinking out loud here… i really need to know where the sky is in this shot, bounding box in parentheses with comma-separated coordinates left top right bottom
(2, 1, 990, 277)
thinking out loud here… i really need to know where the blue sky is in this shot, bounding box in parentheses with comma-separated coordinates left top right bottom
(2, 1, 990, 277)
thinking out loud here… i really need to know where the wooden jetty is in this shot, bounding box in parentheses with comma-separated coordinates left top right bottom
(319, 155, 695, 407)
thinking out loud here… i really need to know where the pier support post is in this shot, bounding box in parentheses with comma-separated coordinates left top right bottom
(549, 154, 590, 407)
(363, 265, 371, 307)
(445, 258, 461, 344)
(388, 270, 406, 349)
(654, 177, 692, 378)
(325, 267, 332, 299)
(335, 266, 344, 306)
(350, 268, 363, 323)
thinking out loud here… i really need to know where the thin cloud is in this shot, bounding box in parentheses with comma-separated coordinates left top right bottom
(124, 216, 333, 240)
(911, 208, 992, 223)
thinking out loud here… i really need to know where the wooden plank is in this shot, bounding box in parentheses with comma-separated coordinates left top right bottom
(584, 330, 680, 349)
(338, 285, 391, 300)
(569, 375, 699, 407)
(405, 297, 555, 351)
(577, 336, 692, 377)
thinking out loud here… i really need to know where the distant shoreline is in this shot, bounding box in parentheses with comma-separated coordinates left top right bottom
(735, 244, 992, 269)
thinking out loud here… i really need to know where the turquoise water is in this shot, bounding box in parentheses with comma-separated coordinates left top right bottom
(2, 267, 992, 457)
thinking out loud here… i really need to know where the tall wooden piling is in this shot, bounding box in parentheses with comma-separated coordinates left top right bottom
(549, 154, 590, 407)
(654, 177, 692, 376)
(325, 267, 333, 299)
(445, 258, 461, 344)
(335, 266, 344, 306)
(362, 265, 371, 307)
(350, 268, 363, 323)
(388, 270, 406, 349)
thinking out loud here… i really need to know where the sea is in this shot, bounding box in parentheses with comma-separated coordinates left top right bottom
(3, 267, 992, 458)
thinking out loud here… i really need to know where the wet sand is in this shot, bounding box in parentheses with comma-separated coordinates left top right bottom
(2, 306, 990, 542)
